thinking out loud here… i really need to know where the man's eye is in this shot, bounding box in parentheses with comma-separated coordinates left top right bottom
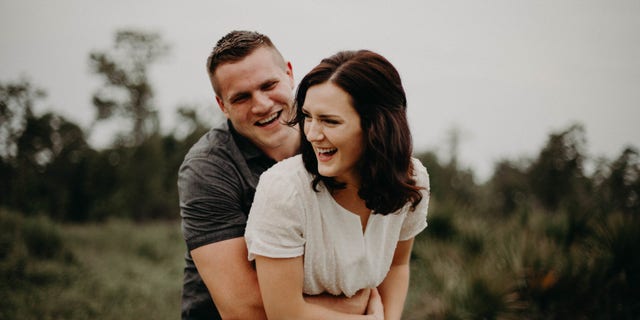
(231, 95, 249, 104)
(263, 81, 277, 90)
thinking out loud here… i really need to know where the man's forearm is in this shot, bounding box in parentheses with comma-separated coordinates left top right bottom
(192, 238, 268, 320)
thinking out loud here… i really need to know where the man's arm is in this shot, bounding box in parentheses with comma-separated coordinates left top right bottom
(180, 151, 267, 319)
(193, 238, 371, 318)
(191, 237, 266, 320)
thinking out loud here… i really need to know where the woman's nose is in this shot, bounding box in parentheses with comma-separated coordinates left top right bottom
(305, 120, 324, 141)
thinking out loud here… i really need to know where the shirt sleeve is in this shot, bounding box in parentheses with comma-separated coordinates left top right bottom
(245, 166, 306, 261)
(178, 155, 248, 251)
(399, 158, 430, 241)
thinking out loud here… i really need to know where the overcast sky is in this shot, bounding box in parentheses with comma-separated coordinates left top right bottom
(1, 0, 639, 181)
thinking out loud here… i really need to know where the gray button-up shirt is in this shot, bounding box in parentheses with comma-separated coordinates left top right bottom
(178, 120, 276, 319)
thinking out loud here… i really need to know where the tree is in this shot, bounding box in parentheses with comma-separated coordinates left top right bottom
(488, 159, 530, 215)
(0, 80, 49, 213)
(0, 79, 45, 162)
(89, 29, 169, 146)
(527, 124, 590, 211)
(0, 79, 92, 219)
(415, 150, 477, 207)
(594, 147, 640, 215)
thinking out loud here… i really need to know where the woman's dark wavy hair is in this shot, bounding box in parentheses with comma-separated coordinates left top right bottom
(290, 50, 423, 215)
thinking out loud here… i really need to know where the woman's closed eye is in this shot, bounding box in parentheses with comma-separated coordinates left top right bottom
(322, 118, 340, 125)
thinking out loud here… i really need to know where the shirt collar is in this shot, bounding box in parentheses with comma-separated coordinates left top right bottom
(228, 120, 268, 161)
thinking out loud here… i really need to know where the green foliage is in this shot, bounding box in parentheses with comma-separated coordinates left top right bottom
(593, 147, 640, 215)
(1, 216, 183, 320)
(0, 79, 45, 160)
(0, 79, 95, 220)
(487, 159, 531, 215)
(415, 151, 478, 207)
(0, 210, 75, 319)
(405, 207, 640, 319)
(90, 29, 169, 147)
(2, 28, 640, 319)
(527, 124, 591, 212)
(424, 202, 458, 241)
(0, 76, 212, 222)
(93, 134, 179, 220)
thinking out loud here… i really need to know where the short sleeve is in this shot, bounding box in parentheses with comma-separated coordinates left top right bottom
(399, 158, 430, 241)
(245, 166, 306, 260)
(178, 155, 249, 250)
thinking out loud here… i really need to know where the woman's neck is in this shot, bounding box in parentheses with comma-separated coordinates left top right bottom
(331, 186, 371, 232)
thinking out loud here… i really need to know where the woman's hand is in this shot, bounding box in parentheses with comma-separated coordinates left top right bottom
(350, 288, 372, 314)
(365, 288, 384, 320)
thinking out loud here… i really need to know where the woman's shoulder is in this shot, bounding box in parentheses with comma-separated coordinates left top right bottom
(410, 157, 428, 175)
(253, 155, 317, 211)
(266, 154, 304, 174)
(260, 154, 310, 184)
(411, 157, 430, 188)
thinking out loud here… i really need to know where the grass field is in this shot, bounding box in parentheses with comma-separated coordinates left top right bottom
(2, 207, 638, 319)
(1, 213, 184, 320)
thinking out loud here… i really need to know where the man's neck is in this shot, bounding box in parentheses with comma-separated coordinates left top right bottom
(265, 139, 299, 162)
(264, 128, 300, 162)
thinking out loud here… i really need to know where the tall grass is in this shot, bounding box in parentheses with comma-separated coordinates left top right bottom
(1, 210, 184, 320)
(3, 206, 638, 319)
(404, 203, 640, 319)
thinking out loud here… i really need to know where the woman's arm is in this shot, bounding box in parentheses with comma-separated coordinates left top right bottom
(254, 255, 383, 320)
(304, 289, 371, 314)
(377, 238, 415, 320)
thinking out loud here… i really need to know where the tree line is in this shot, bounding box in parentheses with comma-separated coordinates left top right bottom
(1, 30, 638, 223)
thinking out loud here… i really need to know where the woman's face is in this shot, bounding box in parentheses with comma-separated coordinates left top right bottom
(302, 82, 364, 186)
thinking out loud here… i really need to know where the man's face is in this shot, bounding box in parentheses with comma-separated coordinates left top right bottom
(213, 46, 295, 153)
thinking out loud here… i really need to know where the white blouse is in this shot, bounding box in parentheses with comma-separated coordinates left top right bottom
(245, 155, 429, 297)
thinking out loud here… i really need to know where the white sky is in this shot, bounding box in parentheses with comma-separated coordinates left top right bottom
(1, 0, 639, 181)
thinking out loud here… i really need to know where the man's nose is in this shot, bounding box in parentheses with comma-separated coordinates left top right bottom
(251, 92, 272, 114)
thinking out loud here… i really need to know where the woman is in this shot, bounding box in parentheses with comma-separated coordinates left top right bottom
(245, 50, 430, 319)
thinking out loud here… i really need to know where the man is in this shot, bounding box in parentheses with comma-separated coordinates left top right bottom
(178, 31, 372, 319)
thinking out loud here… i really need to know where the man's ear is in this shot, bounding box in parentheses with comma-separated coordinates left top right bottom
(215, 96, 230, 118)
(285, 61, 294, 88)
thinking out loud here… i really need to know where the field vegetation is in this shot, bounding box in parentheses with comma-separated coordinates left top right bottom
(2, 29, 638, 319)
(1, 212, 183, 320)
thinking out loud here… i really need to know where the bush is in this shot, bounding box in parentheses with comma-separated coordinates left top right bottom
(0, 210, 68, 273)
(0, 209, 76, 320)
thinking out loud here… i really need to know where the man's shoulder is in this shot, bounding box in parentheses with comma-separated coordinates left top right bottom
(178, 125, 241, 181)
(184, 125, 233, 159)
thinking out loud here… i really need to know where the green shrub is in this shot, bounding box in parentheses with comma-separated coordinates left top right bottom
(427, 203, 458, 240)
(22, 214, 64, 259)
